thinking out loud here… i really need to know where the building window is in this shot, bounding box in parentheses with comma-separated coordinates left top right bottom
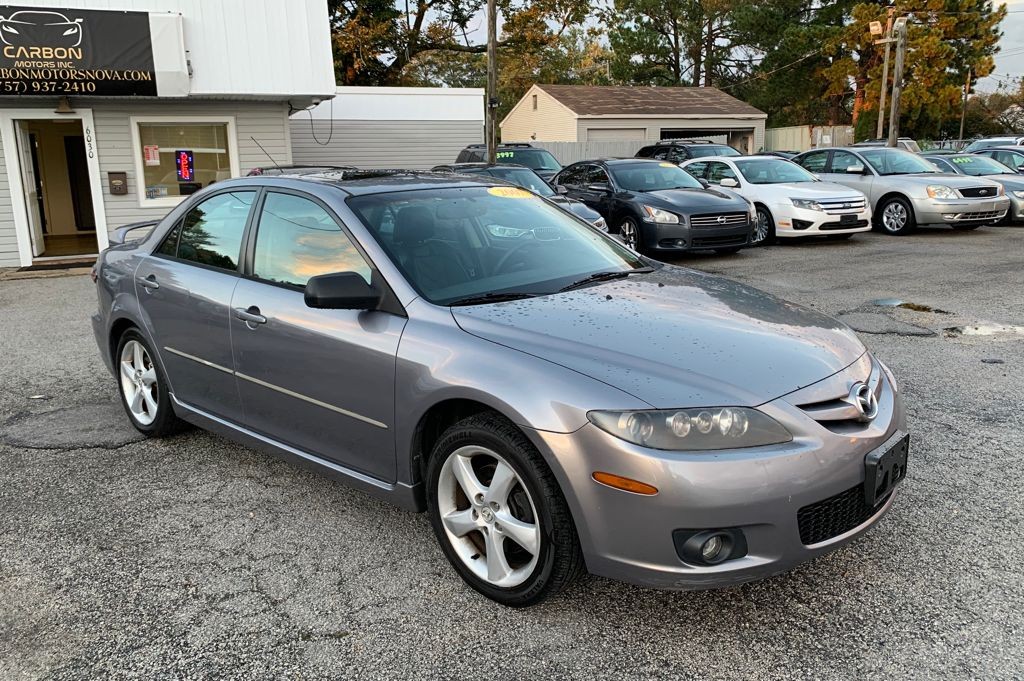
(532, 94, 538, 110)
(130, 116, 239, 208)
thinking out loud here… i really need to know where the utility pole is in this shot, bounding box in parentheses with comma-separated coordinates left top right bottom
(485, 0, 498, 164)
(873, 8, 896, 140)
(958, 68, 972, 144)
(887, 16, 908, 148)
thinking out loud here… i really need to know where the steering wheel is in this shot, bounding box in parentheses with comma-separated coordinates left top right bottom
(494, 238, 550, 275)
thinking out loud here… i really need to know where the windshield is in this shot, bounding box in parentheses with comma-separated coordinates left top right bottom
(685, 145, 742, 158)
(495, 149, 562, 172)
(734, 159, 818, 184)
(609, 162, 704, 191)
(964, 139, 1011, 153)
(942, 155, 1016, 176)
(485, 167, 555, 196)
(347, 186, 645, 305)
(859, 149, 939, 175)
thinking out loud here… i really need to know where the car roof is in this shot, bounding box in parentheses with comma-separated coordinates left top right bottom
(435, 163, 529, 171)
(646, 140, 728, 146)
(215, 169, 508, 197)
(583, 158, 678, 166)
(984, 146, 1024, 152)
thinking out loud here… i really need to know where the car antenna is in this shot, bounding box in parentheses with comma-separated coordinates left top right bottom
(251, 136, 281, 170)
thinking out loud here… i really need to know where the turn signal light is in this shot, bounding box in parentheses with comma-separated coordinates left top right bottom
(592, 471, 658, 495)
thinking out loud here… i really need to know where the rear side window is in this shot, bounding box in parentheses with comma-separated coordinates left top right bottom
(636, 146, 656, 158)
(253, 192, 371, 288)
(176, 191, 255, 271)
(797, 151, 829, 173)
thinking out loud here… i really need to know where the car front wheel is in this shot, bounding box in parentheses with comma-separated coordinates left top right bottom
(426, 413, 584, 607)
(753, 206, 775, 245)
(619, 217, 642, 252)
(876, 196, 916, 235)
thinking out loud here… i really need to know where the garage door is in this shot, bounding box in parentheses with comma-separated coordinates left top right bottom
(586, 128, 646, 141)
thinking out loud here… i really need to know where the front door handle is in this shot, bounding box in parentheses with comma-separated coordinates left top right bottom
(234, 306, 267, 326)
(137, 274, 160, 290)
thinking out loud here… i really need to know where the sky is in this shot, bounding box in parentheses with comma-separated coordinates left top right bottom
(979, 0, 1024, 92)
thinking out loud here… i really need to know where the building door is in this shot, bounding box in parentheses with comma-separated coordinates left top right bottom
(64, 136, 96, 232)
(14, 122, 46, 257)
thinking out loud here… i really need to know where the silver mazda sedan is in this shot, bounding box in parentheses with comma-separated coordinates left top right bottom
(92, 170, 909, 606)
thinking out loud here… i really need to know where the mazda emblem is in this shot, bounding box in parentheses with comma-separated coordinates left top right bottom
(849, 382, 879, 422)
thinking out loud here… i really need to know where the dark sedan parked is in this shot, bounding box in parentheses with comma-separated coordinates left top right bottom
(552, 159, 755, 255)
(431, 163, 607, 230)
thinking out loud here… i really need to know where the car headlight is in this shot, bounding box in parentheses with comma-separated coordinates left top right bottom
(641, 205, 680, 224)
(588, 407, 793, 451)
(592, 216, 608, 232)
(1014, 190, 1024, 199)
(790, 198, 824, 211)
(927, 185, 957, 199)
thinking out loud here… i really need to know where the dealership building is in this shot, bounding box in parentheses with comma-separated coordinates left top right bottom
(0, 0, 335, 268)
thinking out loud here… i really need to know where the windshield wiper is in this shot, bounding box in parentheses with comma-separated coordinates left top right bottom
(558, 267, 654, 292)
(448, 292, 539, 307)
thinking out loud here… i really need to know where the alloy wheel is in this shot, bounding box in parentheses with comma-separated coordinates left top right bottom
(120, 340, 158, 426)
(620, 220, 639, 250)
(753, 208, 771, 244)
(436, 445, 541, 588)
(882, 202, 908, 232)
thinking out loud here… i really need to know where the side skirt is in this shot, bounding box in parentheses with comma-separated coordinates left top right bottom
(170, 394, 425, 512)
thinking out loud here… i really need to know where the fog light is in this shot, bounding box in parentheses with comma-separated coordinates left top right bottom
(701, 535, 724, 561)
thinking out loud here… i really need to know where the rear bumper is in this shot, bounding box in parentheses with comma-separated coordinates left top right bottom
(912, 196, 1010, 225)
(526, 371, 907, 590)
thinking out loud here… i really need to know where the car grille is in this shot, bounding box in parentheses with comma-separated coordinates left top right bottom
(818, 197, 867, 214)
(820, 220, 869, 231)
(798, 483, 889, 545)
(959, 187, 999, 199)
(692, 234, 748, 248)
(957, 211, 1003, 221)
(794, 361, 881, 432)
(690, 212, 749, 228)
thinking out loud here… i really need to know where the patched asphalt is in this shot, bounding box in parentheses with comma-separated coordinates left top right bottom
(1, 226, 1022, 679)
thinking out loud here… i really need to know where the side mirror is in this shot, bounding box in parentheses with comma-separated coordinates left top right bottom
(305, 271, 381, 310)
(587, 182, 612, 194)
(720, 177, 739, 188)
(847, 164, 866, 175)
(697, 178, 710, 188)
(555, 184, 568, 195)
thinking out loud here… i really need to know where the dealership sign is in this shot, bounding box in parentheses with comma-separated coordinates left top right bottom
(0, 6, 186, 96)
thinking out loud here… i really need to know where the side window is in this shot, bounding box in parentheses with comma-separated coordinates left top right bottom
(636, 146, 655, 158)
(798, 151, 829, 173)
(829, 151, 861, 173)
(667, 148, 687, 163)
(585, 165, 610, 185)
(651, 148, 670, 160)
(156, 222, 181, 257)
(558, 164, 585, 186)
(706, 162, 738, 185)
(253, 192, 372, 288)
(683, 162, 708, 178)
(177, 191, 255, 271)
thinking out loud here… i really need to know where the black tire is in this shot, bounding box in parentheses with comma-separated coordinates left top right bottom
(753, 205, 776, 245)
(114, 328, 186, 437)
(619, 216, 643, 253)
(714, 247, 743, 255)
(874, 196, 916, 235)
(826, 233, 854, 240)
(426, 412, 584, 607)
(950, 223, 982, 231)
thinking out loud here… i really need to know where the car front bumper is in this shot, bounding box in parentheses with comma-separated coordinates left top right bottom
(527, 361, 906, 590)
(773, 204, 873, 236)
(1006, 193, 1024, 223)
(911, 195, 1011, 225)
(641, 219, 752, 252)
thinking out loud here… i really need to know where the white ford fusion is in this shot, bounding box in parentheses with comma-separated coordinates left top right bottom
(681, 156, 872, 245)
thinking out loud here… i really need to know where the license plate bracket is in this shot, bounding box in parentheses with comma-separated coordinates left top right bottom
(864, 432, 910, 507)
(840, 213, 857, 224)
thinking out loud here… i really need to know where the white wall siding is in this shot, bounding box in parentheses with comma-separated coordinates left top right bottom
(307, 87, 484, 122)
(0, 131, 17, 267)
(291, 120, 484, 170)
(3, 0, 335, 98)
(501, 86, 579, 142)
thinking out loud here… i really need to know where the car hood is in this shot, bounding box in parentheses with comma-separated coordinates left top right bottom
(640, 187, 748, 212)
(451, 266, 865, 408)
(983, 174, 1024, 191)
(888, 173, 1002, 188)
(765, 182, 865, 199)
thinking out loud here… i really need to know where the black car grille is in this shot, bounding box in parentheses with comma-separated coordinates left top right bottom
(692, 234, 748, 248)
(690, 212, 749, 228)
(959, 186, 999, 198)
(797, 483, 888, 545)
(957, 211, 1003, 221)
(820, 220, 869, 231)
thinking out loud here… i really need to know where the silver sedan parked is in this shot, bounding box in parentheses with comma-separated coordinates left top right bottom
(92, 170, 909, 606)
(792, 147, 1009, 234)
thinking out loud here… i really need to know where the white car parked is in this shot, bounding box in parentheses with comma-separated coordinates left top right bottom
(681, 156, 872, 244)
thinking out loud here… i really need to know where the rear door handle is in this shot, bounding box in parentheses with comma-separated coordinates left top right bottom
(137, 274, 160, 290)
(234, 306, 267, 325)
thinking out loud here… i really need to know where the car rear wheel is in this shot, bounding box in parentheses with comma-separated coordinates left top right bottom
(426, 412, 584, 607)
(876, 197, 916, 235)
(753, 206, 775, 245)
(619, 217, 642, 252)
(115, 329, 184, 437)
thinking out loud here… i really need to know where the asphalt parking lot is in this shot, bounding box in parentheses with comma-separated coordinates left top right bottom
(2, 226, 1022, 680)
